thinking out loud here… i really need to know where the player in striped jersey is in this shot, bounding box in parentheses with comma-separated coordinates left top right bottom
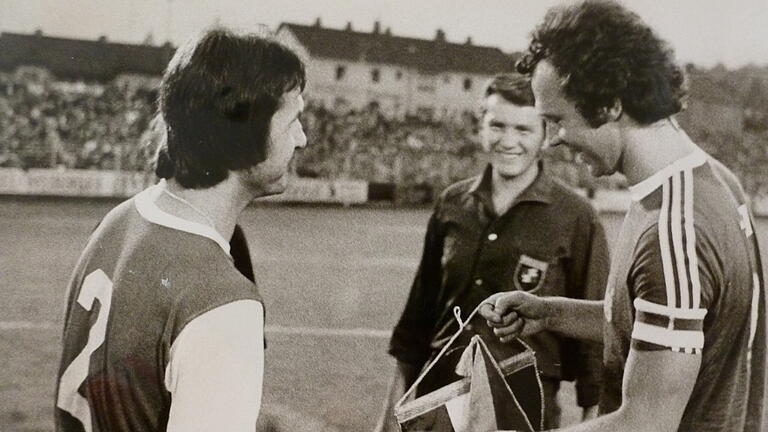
(55, 28, 307, 431)
(480, 1, 765, 431)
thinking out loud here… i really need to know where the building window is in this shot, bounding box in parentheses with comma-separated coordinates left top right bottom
(371, 68, 381, 83)
(335, 66, 346, 81)
(463, 78, 472, 91)
(396, 70, 403, 80)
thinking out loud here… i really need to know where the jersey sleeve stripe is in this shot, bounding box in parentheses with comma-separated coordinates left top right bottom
(659, 177, 679, 309)
(636, 311, 704, 331)
(671, 172, 690, 309)
(632, 341, 700, 354)
(658, 171, 703, 313)
(634, 298, 707, 319)
(637, 310, 670, 327)
(683, 168, 702, 309)
(631, 321, 704, 350)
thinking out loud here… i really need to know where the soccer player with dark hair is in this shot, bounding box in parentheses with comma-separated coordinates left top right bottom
(375, 72, 609, 431)
(55, 27, 306, 431)
(481, 1, 766, 431)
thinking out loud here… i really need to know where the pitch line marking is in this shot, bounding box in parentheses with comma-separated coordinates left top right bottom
(265, 325, 390, 338)
(0, 321, 57, 330)
(0, 321, 391, 338)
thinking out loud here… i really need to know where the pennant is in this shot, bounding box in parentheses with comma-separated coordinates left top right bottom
(396, 336, 541, 431)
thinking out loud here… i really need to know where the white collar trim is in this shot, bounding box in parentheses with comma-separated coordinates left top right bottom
(133, 181, 231, 256)
(628, 149, 707, 201)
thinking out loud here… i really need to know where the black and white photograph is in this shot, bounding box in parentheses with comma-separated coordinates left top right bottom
(1, 0, 767, 431)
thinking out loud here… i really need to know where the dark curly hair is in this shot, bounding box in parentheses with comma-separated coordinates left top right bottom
(516, 0, 686, 127)
(155, 27, 305, 189)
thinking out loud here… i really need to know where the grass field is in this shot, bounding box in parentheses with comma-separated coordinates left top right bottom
(0, 197, 765, 431)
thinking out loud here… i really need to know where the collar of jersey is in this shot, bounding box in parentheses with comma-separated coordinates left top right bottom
(133, 180, 232, 256)
(628, 149, 708, 201)
(469, 161, 553, 205)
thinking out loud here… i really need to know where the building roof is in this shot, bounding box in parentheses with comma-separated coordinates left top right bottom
(0, 32, 173, 81)
(279, 22, 516, 75)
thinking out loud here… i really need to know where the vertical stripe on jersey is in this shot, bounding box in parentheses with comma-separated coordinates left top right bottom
(683, 168, 702, 310)
(658, 171, 703, 354)
(659, 178, 677, 310)
(671, 172, 690, 310)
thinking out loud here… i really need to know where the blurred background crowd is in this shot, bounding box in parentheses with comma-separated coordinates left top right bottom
(1, 64, 767, 203)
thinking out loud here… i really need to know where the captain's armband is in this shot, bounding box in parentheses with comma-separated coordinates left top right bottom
(631, 298, 706, 354)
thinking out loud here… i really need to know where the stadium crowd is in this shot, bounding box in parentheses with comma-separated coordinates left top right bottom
(0, 69, 156, 171)
(0, 68, 590, 196)
(1, 67, 764, 201)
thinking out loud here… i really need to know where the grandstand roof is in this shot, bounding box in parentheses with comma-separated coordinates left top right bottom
(278, 22, 516, 75)
(0, 32, 173, 81)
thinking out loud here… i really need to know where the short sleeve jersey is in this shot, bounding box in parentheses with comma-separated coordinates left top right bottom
(55, 184, 264, 432)
(602, 149, 765, 431)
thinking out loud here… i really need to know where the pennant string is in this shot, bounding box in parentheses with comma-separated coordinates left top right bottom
(396, 302, 494, 407)
(453, 306, 464, 328)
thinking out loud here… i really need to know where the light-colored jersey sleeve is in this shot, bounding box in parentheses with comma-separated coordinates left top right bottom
(165, 299, 264, 431)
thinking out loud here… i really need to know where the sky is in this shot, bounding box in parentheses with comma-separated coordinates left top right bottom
(2, 0, 767, 68)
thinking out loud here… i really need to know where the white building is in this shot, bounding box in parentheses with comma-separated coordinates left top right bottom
(277, 20, 515, 119)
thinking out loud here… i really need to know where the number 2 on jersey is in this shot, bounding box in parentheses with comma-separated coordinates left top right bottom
(57, 269, 114, 432)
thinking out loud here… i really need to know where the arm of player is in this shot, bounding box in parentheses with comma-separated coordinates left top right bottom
(543, 348, 700, 432)
(479, 292, 605, 343)
(549, 217, 715, 431)
(165, 300, 264, 432)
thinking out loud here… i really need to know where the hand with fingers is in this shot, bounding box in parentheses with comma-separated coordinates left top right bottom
(478, 291, 550, 342)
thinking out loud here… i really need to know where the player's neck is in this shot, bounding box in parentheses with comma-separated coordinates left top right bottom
(621, 117, 700, 186)
(161, 178, 245, 241)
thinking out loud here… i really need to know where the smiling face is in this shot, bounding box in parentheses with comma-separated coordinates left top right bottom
(531, 60, 624, 177)
(481, 94, 546, 180)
